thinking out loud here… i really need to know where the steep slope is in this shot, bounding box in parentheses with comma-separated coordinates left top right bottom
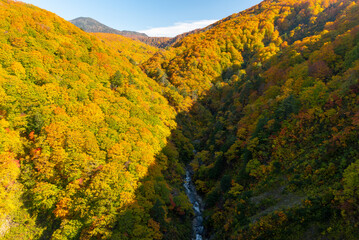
(142, 0, 359, 239)
(0, 1, 192, 239)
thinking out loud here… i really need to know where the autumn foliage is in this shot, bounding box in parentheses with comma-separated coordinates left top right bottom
(0, 0, 190, 239)
(142, 0, 359, 239)
(1, 0, 359, 239)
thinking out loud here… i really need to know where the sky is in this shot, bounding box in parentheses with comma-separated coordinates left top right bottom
(21, 0, 263, 37)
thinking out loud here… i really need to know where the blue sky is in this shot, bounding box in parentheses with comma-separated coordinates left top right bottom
(21, 0, 262, 37)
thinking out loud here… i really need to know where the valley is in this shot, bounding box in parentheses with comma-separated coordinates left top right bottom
(1, 0, 359, 239)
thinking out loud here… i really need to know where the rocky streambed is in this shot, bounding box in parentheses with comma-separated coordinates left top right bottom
(184, 167, 205, 240)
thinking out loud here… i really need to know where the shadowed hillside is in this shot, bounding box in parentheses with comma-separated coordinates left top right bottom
(142, 0, 359, 238)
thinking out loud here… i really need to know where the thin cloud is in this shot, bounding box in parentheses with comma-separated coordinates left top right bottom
(141, 19, 217, 37)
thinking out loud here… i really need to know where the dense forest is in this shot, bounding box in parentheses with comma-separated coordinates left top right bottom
(0, 1, 192, 239)
(143, 0, 359, 238)
(1, 0, 359, 239)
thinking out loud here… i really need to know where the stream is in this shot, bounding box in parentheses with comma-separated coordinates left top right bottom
(184, 167, 205, 240)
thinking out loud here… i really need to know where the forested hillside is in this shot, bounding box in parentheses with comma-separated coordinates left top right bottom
(1, 0, 359, 239)
(91, 33, 158, 64)
(0, 1, 192, 239)
(142, 0, 359, 239)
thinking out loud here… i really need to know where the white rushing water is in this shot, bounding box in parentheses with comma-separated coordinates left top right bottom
(184, 168, 204, 240)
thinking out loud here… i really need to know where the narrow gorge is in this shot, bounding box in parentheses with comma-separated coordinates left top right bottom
(184, 164, 205, 240)
(1, 0, 359, 239)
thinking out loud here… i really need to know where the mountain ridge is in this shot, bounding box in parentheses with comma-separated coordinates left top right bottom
(69, 17, 148, 37)
(70, 17, 172, 48)
(69, 16, 215, 48)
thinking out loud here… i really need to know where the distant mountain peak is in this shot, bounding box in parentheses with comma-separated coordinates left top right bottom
(69, 17, 211, 48)
(70, 17, 148, 38)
